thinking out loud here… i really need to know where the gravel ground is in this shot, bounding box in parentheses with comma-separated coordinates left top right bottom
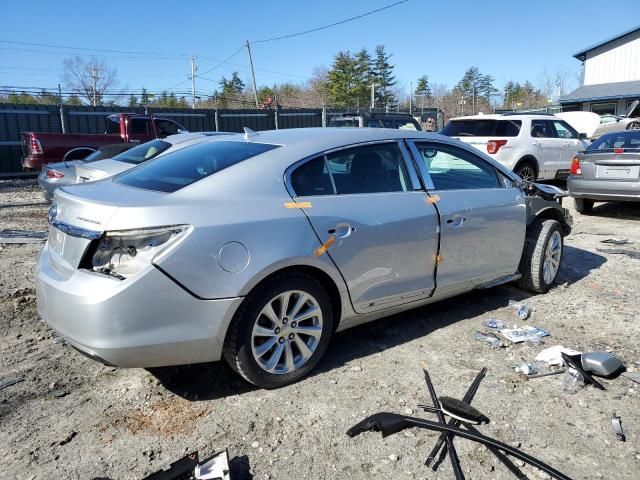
(1, 179, 639, 480)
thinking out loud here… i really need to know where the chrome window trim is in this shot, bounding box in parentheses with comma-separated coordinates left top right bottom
(50, 220, 102, 240)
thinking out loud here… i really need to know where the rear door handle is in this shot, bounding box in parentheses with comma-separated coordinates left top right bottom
(563, 142, 570, 147)
(532, 141, 540, 146)
(446, 217, 465, 228)
(328, 223, 354, 239)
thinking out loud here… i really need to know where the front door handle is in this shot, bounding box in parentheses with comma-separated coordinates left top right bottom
(328, 223, 354, 239)
(532, 141, 540, 146)
(563, 142, 570, 147)
(446, 216, 466, 228)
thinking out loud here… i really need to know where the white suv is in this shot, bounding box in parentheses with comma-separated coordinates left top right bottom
(441, 113, 591, 181)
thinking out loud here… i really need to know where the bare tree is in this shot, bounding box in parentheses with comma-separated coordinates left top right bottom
(61, 56, 118, 106)
(540, 68, 574, 103)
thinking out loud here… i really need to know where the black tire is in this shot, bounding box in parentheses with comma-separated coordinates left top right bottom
(514, 160, 537, 182)
(574, 198, 594, 214)
(223, 271, 334, 388)
(627, 121, 640, 130)
(517, 219, 563, 294)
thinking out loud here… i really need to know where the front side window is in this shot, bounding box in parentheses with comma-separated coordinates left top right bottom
(290, 143, 410, 196)
(551, 120, 577, 139)
(105, 116, 121, 134)
(413, 143, 500, 190)
(530, 120, 555, 138)
(117, 141, 280, 193)
(112, 139, 172, 165)
(600, 115, 619, 125)
(155, 119, 181, 137)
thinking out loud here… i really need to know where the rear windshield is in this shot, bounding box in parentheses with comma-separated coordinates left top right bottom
(116, 141, 280, 193)
(587, 131, 640, 151)
(112, 139, 172, 165)
(329, 118, 359, 127)
(441, 119, 522, 137)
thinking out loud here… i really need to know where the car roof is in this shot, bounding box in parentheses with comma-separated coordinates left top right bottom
(449, 114, 556, 121)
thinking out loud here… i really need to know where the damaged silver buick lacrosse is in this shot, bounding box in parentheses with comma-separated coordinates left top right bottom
(36, 127, 571, 388)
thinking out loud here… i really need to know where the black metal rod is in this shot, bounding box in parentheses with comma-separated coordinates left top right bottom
(423, 367, 465, 480)
(426, 367, 487, 467)
(465, 423, 529, 480)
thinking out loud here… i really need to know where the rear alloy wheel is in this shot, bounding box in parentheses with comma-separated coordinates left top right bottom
(223, 271, 333, 388)
(627, 121, 640, 130)
(515, 161, 536, 182)
(517, 219, 563, 293)
(574, 198, 594, 214)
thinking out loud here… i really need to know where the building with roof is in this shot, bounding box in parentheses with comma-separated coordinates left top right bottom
(560, 26, 640, 116)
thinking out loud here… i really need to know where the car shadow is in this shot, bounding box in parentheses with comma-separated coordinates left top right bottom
(585, 201, 640, 221)
(150, 246, 605, 400)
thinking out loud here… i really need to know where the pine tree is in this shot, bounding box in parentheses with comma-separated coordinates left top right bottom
(479, 74, 498, 105)
(140, 88, 150, 106)
(128, 94, 138, 107)
(354, 48, 373, 108)
(456, 67, 483, 114)
(327, 51, 358, 108)
(415, 75, 432, 112)
(372, 45, 396, 109)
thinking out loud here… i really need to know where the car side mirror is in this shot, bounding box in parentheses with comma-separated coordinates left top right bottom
(578, 132, 588, 139)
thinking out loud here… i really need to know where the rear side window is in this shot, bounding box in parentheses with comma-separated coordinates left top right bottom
(413, 143, 500, 190)
(588, 131, 640, 151)
(116, 141, 280, 193)
(155, 119, 181, 137)
(112, 139, 171, 165)
(441, 120, 521, 137)
(329, 118, 359, 127)
(129, 117, 150, 135)
(290, 143, 410, 196)
(105, 116, 121, 134)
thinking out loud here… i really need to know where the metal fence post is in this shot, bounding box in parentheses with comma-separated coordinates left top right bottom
(59, 104, 67, 133)
(322, 106, 327, 127)
(214, 109, 219, 132)
(274, 107, 279, 130)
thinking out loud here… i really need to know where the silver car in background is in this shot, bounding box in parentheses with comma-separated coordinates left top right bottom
(568, 130, 640, 213)
(74, 132, 232, 183)
(38, 143, 135, 202)
(36, 128, 572, 388)
(592, 100, 640, 139)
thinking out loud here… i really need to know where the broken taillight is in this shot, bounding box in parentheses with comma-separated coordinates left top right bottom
(570, 157, 581, 176)
(29, 135, 43, 155)
(487, 140, 507, 154)
(46, 169, 64, 179)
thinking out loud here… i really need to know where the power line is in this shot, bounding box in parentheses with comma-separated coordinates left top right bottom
(251, 0, 408, 44)
(0, 39, 189, 58)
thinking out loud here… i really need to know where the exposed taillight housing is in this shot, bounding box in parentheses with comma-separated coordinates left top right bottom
(46, 169, 64, 179)
(29, 135, 43, 155)
(487, 139, 507, 154)
(614, 147, 624, 154)
(570, 156, 582, 175)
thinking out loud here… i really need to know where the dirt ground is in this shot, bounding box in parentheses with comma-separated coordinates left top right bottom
(1, 179, 639, 480)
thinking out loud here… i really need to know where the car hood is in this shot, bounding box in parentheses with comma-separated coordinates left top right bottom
(556, 112, 600, 138)
(75, 159, 132, 182)
(625, 99, 639, 118)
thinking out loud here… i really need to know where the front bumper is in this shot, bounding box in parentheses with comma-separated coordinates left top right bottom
(567, 176, 640, 202)
(35, 246, 243, 367)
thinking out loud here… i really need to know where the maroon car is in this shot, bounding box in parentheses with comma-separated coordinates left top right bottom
(21, 113, 187, 170)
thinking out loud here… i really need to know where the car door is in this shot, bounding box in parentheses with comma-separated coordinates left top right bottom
(530, 119, 562, 178)
(550, 119, 585, 171)
(288, 141, 439, 313)
(408, 141, 526, 294)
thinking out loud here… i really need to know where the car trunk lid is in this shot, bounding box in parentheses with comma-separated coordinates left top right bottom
(75, 159, 131, 183)
(579, 150, 640, 180)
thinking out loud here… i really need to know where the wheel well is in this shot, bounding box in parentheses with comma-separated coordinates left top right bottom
(530, 207, 569, 235)
(244, 265, 343, 331)
(63, 147, 96, 161)
(514, 156, 539, 176)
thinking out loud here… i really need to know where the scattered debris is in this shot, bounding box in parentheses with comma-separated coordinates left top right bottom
(580, 352, 624, 377)
(535, 345, 581, 366)
(611, 414, 626, 442)
(484, 319, 505, 329)
(601, 238, 632, 245)
(141, 450, 232, 480)
(562, 369, 585, 395)
(0, 377, 24, 391)
(51, 389, 68, 398)
(347, 366, 571, 480)
(508, 300, 532, 320)
(596, 248, 640, 260)
(0, 229, 47, 244)
(474, 331, 503, 349)
(621, 371, 640, 385)
(499, 325, 550, 344)
(514, 361, 551, 376)
(561, 353, 605, 391)
(58, 431, 77, 446)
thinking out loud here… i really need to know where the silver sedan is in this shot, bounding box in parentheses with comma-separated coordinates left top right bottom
(36, 128, 572, 388)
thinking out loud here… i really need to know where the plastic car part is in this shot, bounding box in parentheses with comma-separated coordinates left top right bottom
(142, 452, 199, 480)
(141, 450, 233, 480)
(195, 450, 232, 479)
(580, 352, 624, 377)
(347, 413, 572, 480)
(611, 414, 626, 442)
(561, 353, 605, 390)
(438, 396, 490, 425)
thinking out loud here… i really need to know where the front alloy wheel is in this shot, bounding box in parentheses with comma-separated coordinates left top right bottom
(223, 271, 333, 388)
(517, 219, 563, 293)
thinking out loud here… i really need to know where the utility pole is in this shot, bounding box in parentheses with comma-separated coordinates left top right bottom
(58, 83, 66, 133)
(246, 40, 259, 108)
(409, 81, 413, 115)
(90, 67, 99, 107)
(370, 81, 376, 110)
(190, 55, 197, 109)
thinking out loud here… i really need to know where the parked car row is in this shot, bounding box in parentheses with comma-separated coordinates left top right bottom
(36, 127, 572, 388)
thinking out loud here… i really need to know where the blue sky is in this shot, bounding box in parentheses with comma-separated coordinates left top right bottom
(1, 0, 639, 98)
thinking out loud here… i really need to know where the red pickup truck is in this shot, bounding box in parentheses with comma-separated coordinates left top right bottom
(21, 113, 188, 170)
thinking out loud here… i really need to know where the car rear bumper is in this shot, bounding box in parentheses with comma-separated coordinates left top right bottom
(35, 246, 243, 367)
(36, 175, 55, 203)
(567, 176, 640, 202)
(22, 155, 49, 171)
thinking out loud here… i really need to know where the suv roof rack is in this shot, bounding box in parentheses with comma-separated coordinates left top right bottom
(502, 112, 555, 116)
